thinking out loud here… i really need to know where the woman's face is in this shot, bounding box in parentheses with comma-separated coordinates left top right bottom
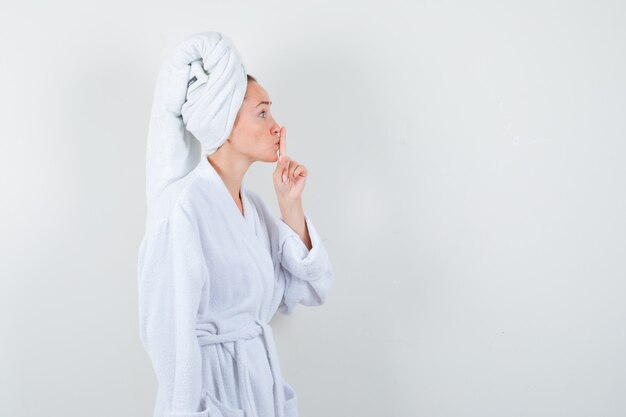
(227, 81, 281, 163)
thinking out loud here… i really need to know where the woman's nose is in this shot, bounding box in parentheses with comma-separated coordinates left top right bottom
(270, 122, 281, 136)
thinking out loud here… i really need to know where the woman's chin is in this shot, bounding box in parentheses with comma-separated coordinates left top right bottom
(265, 150, 279, 163)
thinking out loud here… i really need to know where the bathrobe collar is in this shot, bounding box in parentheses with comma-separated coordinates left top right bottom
(196, 155, 251, 220)
(195, 156, 274, 273)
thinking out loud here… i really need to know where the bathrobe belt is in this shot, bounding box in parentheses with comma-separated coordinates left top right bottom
(196, 319, 287, 417)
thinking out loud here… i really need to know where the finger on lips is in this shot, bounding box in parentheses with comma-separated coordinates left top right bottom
(277, 126, 291, 183)
(279, 126, 286, 159)
(281, 157, 289, 183)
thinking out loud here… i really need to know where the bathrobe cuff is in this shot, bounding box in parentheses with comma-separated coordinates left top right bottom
(277, 214, 330, 281)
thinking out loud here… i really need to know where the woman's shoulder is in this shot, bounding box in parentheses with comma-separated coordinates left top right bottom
(143, 180, 206, 236)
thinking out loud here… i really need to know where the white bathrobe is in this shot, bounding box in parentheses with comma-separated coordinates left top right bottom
(137, 156, 334, 417)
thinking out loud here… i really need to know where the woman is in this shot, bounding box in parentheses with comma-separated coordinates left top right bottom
(137, 32, 334, 417)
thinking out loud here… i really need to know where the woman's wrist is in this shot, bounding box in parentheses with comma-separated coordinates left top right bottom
(278, 198, 311, 249)
(279, 197, 303, 223)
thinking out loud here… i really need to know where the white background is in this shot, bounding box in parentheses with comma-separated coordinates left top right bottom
(1, 1, 625, 416)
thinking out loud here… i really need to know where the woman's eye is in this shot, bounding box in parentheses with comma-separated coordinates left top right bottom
(259, 111, 266, 118)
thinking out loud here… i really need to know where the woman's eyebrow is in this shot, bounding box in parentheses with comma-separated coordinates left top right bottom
(256, 101, 272, 107)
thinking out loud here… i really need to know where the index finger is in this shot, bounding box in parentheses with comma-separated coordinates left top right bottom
(279, 126, 286, 159)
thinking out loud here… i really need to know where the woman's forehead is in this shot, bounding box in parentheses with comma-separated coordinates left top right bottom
(245, 83, 270, 102)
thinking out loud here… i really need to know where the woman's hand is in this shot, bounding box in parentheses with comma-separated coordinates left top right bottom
(272, 126, 312, 249)
(273, 126, 308, 202)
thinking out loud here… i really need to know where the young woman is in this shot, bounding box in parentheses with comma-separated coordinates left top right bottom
(137, 32, 334, 417)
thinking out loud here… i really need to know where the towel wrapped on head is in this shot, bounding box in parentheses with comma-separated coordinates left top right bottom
(145, 31, 248, 209)
(181, 34, 248, 156)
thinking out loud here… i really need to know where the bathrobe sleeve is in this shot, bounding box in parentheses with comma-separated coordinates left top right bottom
(276, 214, 334, 315)
(137, 206, 210, 417)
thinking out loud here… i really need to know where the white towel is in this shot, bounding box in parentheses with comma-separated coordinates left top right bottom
(145, 31, 247, 209)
